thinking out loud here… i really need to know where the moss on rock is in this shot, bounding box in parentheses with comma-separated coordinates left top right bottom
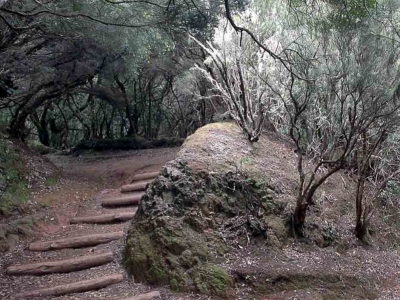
(123, 123, 288, 297)
(123, 162, 286, 296)
(192, 264, 234, 297)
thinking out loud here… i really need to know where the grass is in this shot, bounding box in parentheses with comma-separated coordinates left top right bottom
(0, 137, 29, 215)
(45, 177, 58, 187)
(0, 182, 29, 215)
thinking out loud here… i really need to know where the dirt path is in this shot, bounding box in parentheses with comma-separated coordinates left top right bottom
(0, 147, 212, 300)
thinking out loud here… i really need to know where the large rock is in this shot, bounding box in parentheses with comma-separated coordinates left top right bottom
(123, 123, 287, 297)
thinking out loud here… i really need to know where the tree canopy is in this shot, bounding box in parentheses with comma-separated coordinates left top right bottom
(2, 0, 400, 241)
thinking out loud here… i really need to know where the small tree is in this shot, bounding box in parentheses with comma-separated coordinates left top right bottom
(353, 128, 400, 243)
(218, 0, 400, 237)
(190, 32, 279, 142)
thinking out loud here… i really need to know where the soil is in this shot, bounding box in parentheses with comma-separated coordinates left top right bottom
(1, 124, 400, 300)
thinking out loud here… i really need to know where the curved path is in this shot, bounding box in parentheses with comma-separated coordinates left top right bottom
(1, 148, 179, 300)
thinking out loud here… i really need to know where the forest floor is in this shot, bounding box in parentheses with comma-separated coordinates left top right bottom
(1, 135, 400, 299)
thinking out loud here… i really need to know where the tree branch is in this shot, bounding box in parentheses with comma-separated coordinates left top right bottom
(0, 7, 164, 28)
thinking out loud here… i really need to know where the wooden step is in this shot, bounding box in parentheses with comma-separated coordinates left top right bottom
(70, 212, 136, 224)
(116, 291, 161, 300)
(6, 252, 114, 276)
(29, 232, 124, 251)
(120, 181, 151, 193)
(132, 171, 159, 182)
(14, 274, 124, 298)
(102, 193, 144, 207)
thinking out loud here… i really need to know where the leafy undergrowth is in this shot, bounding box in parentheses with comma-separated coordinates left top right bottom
(0, 137, 29, 215)
(124, 122, 400, 299)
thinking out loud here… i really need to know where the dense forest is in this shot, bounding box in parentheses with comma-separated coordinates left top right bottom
(4, 1, 400, 299)
(0, 0, 249, 146)
(2, 0, 400, 242)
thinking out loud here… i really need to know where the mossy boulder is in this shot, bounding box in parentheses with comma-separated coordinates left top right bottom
(123, 124, 288, 297)
(192, 264, 234, 297)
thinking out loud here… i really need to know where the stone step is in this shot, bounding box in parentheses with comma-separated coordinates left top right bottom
(120, 181, 151, 193)
(14, 274, 124, 298)
(102, 193, 144, 208)
(7, 252, 114, 276)
(131, 171, 159, 182)
(70, 212, 136, 224)
(29, 231, 124, 251)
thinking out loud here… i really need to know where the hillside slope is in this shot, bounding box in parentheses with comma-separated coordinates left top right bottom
(0, 134, 59, 251)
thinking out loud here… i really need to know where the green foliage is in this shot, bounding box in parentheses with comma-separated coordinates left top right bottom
(0, 139, 29, 214)
(45, 177, 57, 187)
(192, 264, 234, 297)
(1, 182, 29, 215)
(329, 0, 377, 28)
(287, 0, 378, 30)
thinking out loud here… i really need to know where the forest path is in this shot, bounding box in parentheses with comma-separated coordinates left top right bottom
(0, 147, 199, 300)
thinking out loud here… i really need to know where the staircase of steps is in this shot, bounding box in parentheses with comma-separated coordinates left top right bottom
(101, 193, 145, 207)
(5, 170, 161, 300)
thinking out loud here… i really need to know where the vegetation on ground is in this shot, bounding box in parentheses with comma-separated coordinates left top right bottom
(0, 134, 29, 215)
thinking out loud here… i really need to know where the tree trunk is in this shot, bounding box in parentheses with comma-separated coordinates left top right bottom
(355, 220, 371, 245)
(120, 181, 150, 193)
(147, 81, 152, 139)
(30, 107, 51, 146)
(101, 193, 144, 207)
(7, 252, 114, 276)
(293, 202, 308, 236)
(133, 81, 139, 133)
(9, 107, 29, 140)
(29, 232, 124, 251)
(70, 212, 136, 224)
(14, 274, 123, 298)
(119, 291, 161, 300)
(131, 171, 159, 182)
(115, 76, 136, 136)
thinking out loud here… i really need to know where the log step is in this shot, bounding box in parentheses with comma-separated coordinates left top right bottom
(132, 171, 159, 182)
(6, 252, 114, 276)
(116, 291, 161, 300)
(120, 181, 151, 193)
(14, 274, 124, 298)
(29, 232, 124, 251)
(70, 212, 136, 224)
(102, 193, 144, 208)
